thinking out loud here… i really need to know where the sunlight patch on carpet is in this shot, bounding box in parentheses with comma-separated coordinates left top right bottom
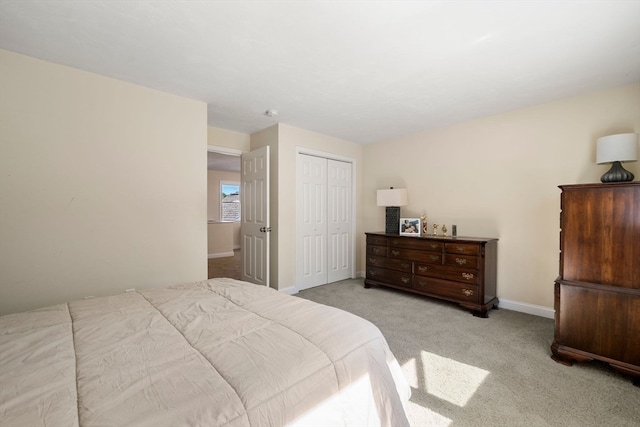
(403, 351, 490, 407)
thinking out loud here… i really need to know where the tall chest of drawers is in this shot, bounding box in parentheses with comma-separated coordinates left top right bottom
(364, 232, 498, 317)
(551, 182, 639, 384)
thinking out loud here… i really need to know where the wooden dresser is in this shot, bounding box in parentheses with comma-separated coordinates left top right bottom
(551, 182, 640, 385)
(364, 232, 498, 317)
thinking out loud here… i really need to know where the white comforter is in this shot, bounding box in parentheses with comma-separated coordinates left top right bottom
(0, 278, 410, 426)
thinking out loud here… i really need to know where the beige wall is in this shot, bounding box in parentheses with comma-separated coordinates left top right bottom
(275, 124, 364, 291)
(207, 222, 235, 256)
(363, 83, 640, 313)
(208, 126, 250, 151)
(0, 50, 208, 315)
(4, 48, 635, 316)
(249, 124, 365, 291)
(207, 169, 241, 250)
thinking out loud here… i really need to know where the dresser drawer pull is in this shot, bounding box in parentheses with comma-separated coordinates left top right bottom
(401, 277, 411, 284)
(369, 270, 377, 277)
(417, 280, 427, 287)
(455, 246, 466, 252)
(429, 244, 439, 249)
(462, 289, 474, 297)
(391, 250, 400, 256)
(462, 273, 474, 280)
(373, 247, 384, 255)
(418, 265, 429, 272)
(391, 239, 400, 245)
(368, 257, 377, 264)
(430, 255, 439, 262)
(455, 258, 467, 265)
(401, 263, 411, 270)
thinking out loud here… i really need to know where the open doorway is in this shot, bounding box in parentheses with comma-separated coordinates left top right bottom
(207, 148, 242, 279)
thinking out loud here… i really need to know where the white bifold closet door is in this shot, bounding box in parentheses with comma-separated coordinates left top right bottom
(297, 154, 352, 290)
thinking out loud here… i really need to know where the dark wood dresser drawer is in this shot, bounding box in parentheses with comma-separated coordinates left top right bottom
(413, 277, 479, 303)
(387, 247, 433, 262)
(445, 242, 480, 256)
(415, 263, 480, 285)
(367, 245, 387, 257)
(389, 237, 443, 252)
(367, 266, 412, 289)
(367, 235, 388, 246)
(444, 254, 480, 269)
(367, 256, 412, 273)
(413, 252, 442, 264)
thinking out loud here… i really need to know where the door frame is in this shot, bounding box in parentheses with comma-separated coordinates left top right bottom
(207, 145, 245, 157)
(207, 144, 244, 254)
(206, 147, 245, 219)
(295, 147, 357, 288)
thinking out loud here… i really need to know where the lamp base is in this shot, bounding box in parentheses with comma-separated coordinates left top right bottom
(601, 161, 635, 183)
(385, 206, 400, 234)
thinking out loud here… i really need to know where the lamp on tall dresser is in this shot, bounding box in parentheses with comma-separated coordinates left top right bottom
(596, 133, 638, 183)
(377, 187, 408, 234)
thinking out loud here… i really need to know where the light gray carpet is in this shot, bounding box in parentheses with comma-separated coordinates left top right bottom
(297, 279, 639, 427)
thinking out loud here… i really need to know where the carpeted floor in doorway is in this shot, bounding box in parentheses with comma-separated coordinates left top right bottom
(208, 249, 241, 280)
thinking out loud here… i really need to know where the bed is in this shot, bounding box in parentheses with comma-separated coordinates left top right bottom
(0, 278, 410, 426)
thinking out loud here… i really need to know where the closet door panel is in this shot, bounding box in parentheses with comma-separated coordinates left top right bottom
(297, 154, 353, 290)
(328, 159, 352, 283)
(297, 155, 327, 289)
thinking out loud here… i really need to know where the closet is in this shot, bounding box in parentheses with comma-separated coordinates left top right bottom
(296, 153, 353, 290)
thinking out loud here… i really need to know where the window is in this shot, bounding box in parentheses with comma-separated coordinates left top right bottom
(221, 182, 240, 222)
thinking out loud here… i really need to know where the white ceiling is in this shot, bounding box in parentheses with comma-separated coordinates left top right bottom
(1, 1, 639, 145)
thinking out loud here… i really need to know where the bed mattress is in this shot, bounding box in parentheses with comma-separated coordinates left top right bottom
(0, 278, 410, 426)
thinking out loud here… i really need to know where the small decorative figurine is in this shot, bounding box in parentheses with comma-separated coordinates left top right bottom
(421, 214, 428, 235)
(433, 224, 439, 236)
(442, 224, 447, 237)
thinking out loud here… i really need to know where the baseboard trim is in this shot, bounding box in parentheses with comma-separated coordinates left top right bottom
(357, 271, 554, 319)
(208, 251, 235, 259)
(278, 286, 299, 295)
(498, 298, 554, 319)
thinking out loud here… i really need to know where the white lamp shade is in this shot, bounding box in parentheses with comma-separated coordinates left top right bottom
(377, 188, 408, 207)
(596, 133, 638, 164)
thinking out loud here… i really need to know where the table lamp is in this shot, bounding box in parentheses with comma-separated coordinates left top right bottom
(377, 187, 408, 234)
(596, 133, 638, 183)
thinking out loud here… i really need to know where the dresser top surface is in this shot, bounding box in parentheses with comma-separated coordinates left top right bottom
(366, 232, 498, 243)
(559, 182, 640, 190)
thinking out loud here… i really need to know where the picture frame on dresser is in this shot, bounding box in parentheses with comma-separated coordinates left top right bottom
(400, 218, 421, 235)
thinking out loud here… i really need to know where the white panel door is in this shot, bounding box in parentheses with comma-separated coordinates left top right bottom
(296, 154, 352, 290)
(327, 159, 352, 283)
(297, 154, 327, 290)
(240, 146, 270, 287)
